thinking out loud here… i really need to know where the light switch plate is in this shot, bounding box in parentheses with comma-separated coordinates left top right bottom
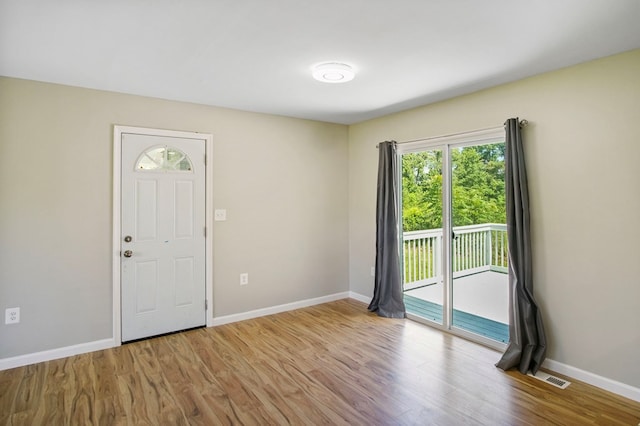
(214, 209, 227, 221)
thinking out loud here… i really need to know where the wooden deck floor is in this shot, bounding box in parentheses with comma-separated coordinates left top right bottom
(1, 299, 639, 425)
(404, 294, 509, 343)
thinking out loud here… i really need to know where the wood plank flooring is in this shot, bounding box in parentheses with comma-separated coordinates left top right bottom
(1, 298, 639, 425)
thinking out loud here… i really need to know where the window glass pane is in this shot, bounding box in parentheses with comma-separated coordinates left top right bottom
(146, 148, 165, 164)
(176, 157, 192, 171)
(166, 148, 183, 164)
(137, 155, 160, 170)
(166, 149, 192, 171)
(402, 149, 444, 325)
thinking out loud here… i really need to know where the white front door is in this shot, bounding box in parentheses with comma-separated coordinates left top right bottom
(120, 132, 206, 342)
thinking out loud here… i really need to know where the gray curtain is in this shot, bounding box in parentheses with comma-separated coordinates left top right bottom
(496, 118, 547, 375)
(368, 141, 406, 318)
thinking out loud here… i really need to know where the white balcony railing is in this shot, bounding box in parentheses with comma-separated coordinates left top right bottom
(403, 223, 507, 291)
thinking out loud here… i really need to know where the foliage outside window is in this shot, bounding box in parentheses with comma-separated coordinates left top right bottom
(402, 143, 505, 232)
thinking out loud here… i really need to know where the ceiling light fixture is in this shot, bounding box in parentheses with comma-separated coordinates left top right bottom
(311, 62, 355, 83)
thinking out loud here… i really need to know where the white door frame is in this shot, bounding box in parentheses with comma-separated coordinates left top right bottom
(112, 125, 214, 345)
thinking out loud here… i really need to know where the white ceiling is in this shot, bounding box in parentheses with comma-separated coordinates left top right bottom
(1, 0, 639, 124)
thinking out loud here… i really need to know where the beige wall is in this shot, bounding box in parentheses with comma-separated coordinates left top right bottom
(2, 49, 639, 391)
(348, 49, 640, 388)
(0, 78, 349, 358)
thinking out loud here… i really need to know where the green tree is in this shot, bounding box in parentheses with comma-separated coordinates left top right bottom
(402, 143, 505, 232)
(402, 151, 442, 231)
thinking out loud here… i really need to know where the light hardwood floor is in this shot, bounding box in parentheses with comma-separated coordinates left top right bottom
(1, 299, 639, 425)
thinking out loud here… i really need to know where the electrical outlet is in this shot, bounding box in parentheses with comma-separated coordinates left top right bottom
(370, 266, 375, 277)
(5, 307, 20, 324)
(240, 273, 249, 285)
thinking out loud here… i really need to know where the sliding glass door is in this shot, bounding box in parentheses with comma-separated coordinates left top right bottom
(401, 134, 509, 346)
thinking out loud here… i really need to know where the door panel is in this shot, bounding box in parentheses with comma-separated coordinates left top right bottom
(174, 180, 194, 239)
(174, 257, 195, 306)
(136, 180, 158, 241)
(450, 143, 508, 342)
(135, 260, 159, 313)
(121, 133, 206, 342)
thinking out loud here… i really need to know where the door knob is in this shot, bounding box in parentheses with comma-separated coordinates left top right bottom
(123, 250, 133, 258)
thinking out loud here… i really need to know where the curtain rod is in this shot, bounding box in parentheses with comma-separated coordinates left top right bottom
(376, 119, 528, 148)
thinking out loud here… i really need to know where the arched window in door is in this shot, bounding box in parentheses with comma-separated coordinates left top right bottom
(135, 146, 193, 172)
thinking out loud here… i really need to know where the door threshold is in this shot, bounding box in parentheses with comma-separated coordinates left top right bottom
(122, 325, 206, 344)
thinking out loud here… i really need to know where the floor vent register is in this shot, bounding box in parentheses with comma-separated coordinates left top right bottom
(527, 371, 571, 389)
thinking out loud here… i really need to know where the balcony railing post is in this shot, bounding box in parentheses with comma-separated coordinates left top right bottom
(486, 228, 492, 267)
(435, 233, 441, 279)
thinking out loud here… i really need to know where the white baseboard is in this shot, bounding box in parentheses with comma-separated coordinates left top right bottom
(0, 338, 116, 371)
(542, 358, 640, 402)
(348, 291, 371, 304)
(211, 292, 351, 326)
